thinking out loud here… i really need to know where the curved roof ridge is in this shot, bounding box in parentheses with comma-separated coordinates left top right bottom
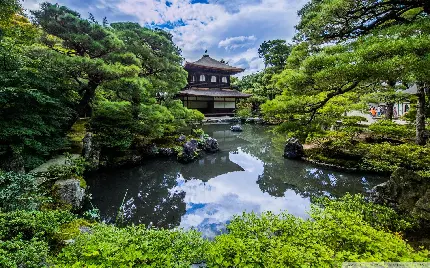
(184, 54, 245, 73)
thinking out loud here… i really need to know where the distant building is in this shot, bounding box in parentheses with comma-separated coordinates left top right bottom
(178, 54, 251, 116)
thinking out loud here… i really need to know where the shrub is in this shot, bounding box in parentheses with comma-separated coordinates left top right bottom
(0, 172, 44, 211)
(205, 195, 429, 267)
(0, 210, 76, 267)
(315, 194, 415, 232)
(56, 225, 208, 267)
(0, 210, 75, 243)
(192, 128, 205, 137)
(235, 105, 252, 119)
(0, 238, 51, 268)
(368, 120, 415, 140)
(307, 132, 430, 176)
(359, 143, 430, 175)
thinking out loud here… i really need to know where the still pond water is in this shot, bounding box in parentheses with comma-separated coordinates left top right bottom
(87, 124, 386, 238)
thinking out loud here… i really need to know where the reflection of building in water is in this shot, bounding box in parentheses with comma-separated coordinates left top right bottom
(181, 151, 244, 182)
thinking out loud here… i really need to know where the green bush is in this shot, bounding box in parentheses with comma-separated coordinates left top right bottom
(0, 172, 44, 211)
(235, 105, 252, 119)
(307, 132, 430, 176)
(205, 195, 429, 267)
(56, 225, 208, 267)
(315, 194, 415, 232)
(192, 128, 205, 137)
(368, 120, 415, 140)
(0, 210, 76, 267)
(0, 238, 51, 268)
(359, 142, 430, 175)
(0, 210, 75, 243)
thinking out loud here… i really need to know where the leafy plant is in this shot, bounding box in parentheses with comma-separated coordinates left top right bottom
(0, 237, 51, 268)
(56, 225, 208, 267)
(369, 120, 415, 141)
(0, 210, 76, 267)
(205, 195, 429, 267)
(0, 172, 45, 211)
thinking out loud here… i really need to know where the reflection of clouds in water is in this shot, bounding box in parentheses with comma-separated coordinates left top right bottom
(123, 197, 136, 220)
(172, 149, 311, 237)
(308, 168, 324, 179)
(328, 174, 337, 186)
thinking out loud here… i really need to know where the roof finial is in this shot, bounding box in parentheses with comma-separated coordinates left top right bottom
(203, 49, 209, 57)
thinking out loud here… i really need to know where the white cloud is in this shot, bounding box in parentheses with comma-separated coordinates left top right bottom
(116, 0, 307, 74)
(218, 35, 257, 50)
(24, 0, 307, 75)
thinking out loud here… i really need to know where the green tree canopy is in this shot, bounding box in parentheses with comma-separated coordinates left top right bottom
(258, 39, 292, 70)
(295, 0, 430, 43)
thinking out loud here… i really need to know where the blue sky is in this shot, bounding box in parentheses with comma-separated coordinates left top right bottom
(23, 0, 307, 76)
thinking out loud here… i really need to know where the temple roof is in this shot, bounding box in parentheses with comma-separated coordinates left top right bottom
(184, 54, 245, 74)
(179, 88, 251, 98)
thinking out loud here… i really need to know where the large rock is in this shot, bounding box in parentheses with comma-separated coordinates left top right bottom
(283, 138, 304, 159)
(203, 137, 220, 153)
(371, 168, 430, 221)
(178, 140, 200, 163)
(53, 179, 85, 210)
(82, 133, 100, 170)
(230, 125, 243, 132)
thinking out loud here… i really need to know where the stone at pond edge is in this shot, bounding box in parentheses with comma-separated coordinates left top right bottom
(371, 168, 430, 222)
(283, 138, 304, 159)
(159, 147, 175, 157)
(230, 125, 243, 132)
(53, 178, 85, 210)
(178, 140, 200, 163)
(82, 133, 100, 170)
(178, 134, 187, 143)
(203, 137, 220, 153)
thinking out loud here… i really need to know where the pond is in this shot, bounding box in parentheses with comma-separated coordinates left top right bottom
(87, 124, 386, 238)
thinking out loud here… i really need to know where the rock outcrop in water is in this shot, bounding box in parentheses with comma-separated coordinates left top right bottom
(371, 168, 430, 222)
(178, 139, 200, 163)
(53, 178, 86, 210)
(158, 148, 175, 157)
(283, 138, 304, 159)
(230, 125, 243, 132)
(203, 137, 220, 153)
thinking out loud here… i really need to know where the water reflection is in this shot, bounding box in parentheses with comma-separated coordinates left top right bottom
(87, 124, 386, 237)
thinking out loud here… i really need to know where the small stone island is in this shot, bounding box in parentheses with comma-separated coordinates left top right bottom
(178, 53, 251, 116)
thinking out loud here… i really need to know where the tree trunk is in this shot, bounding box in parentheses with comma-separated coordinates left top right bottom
(385, 103, 394, 120)
(416, 83, 427, 145)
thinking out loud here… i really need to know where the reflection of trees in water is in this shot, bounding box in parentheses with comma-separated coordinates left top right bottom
(89, 163, 187, 229)
(234, 125, 384, 199)
(256, 165, 381, 199)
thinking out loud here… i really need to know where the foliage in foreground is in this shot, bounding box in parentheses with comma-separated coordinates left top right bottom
(56, 225, 207, 267)
(0, 210, 76, 268)
(0, 195, 428, 267)
(206, 195, 428, 267)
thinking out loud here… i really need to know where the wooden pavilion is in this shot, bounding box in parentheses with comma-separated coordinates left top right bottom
(178, 54, 251, 116)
